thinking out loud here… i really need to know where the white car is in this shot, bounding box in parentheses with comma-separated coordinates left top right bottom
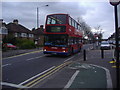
(100, 41, 111, 50)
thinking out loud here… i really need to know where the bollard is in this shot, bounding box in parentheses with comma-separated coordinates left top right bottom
(101, 49, 104, 59)
(83, 49, 86, 61)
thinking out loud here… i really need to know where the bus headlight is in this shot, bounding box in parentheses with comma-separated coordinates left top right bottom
(63, 50, 66, 52)
(44, 49, 47, 51)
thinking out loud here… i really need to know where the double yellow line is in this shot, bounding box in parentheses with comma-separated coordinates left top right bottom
(21, 61, 72, 88)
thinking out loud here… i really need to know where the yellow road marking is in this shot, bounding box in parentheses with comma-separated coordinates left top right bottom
(109, 61, 116, 64)
(24, 61, 72, 87)
(29, 63, 68, 87)
(24, 61, 70, 86)
(3, 50, 43, 59)
(112, 65, 120, 68)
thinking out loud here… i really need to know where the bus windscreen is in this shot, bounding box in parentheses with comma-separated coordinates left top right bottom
(46, 15, 66, 24)
(44, 34, 67, 47)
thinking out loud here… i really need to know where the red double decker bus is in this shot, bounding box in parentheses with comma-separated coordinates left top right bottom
(43, 13, 83, 55)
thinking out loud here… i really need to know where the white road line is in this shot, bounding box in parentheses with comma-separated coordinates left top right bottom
(89, 64, 113, 88)
(64, 56, 75, 62)
(26, 58, 35, 61)
(64, 70, 79, 88)
(26, 55, 45, 61)
(2, 64, 11, 67)
(18, 66, 56, 85)
(1, 82, 29, 88)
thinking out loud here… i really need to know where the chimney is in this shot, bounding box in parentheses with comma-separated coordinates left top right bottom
(40, 25, 43, 28)
(0, 19, 3, 24)
(0, 19, 3, 27)
(40, 25, 44, 31)
(13, 19, 18, 25)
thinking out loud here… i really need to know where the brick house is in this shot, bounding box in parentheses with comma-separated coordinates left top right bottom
(32, 25, 44, 46)
(1, 19, 44, 46)
(6, 19, 34, 40)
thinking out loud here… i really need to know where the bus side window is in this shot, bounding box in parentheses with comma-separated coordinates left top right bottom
(69, 17, 72, 26)
(71, 19, 74, 27)
(75, 22, 77, 29)
(69, 38, 73, 45)
(77, 24, 79, 29)
(47, 17, 51, 24)
(79, 39, 81, 44)
(76, 38, 79, 44)
(72, 38, 75, 44)
(78, 25, 81, 30)
(51, 19, 56, 24)
(68, 39, 70, 45)
(75, 38, 78, 44)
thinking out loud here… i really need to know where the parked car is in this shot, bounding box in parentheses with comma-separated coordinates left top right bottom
(100, 41, 111, 50)
(5, 43, 17, 50)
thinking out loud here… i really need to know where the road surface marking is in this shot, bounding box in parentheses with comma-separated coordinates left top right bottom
(112, 65, 120, 68)
(2, 64, 11, 67)
(26, 55, 45, 61)
(64, 56, 75, 62)
(1, 82, 29, 88)
(28, 61, 72, 88)
(64, 64, 113, 88)
(3, 50, 43, 60)
(24, 61, 72, 87)
(109, 60, 116, 64)
(18, 66, 55, 85)
(90, 64, 113, 88)
(24, 62, 69, 86)
(64, 70, 79, 88)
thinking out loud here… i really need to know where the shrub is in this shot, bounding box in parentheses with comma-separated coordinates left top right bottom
(16, 38, 35, 49)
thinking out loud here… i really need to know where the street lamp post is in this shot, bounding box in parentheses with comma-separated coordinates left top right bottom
(37, 5, 49, 28)
(37, 7, 39, 28)
(109, 0, 120, 89)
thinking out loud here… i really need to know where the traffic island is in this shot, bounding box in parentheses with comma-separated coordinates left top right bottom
(64, 62, 112, 88)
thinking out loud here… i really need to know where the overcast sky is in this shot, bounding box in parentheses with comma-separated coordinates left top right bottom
(1, 0, 120, 39)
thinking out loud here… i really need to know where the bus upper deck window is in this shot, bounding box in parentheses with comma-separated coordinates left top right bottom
(46, 15, 66, 24)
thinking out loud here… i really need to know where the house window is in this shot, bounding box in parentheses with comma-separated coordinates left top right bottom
(21, 33, 27, 37)
(18, 33, 21, 37)
(15, 33, 18, 37)
(29, 34, 34, 38)
(0, 27, 8, 35)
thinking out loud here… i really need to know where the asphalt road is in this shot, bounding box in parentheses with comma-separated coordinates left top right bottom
(2, 44, 93, 88)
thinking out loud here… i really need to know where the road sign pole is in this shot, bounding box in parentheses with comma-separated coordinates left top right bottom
(83, 49, 86, 61)
(114, 5, 119, 89)
(101, 49, 104, 59)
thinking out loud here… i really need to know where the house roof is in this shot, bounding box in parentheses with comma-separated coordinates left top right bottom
(32, 27, 44, 35)
(6, 23, 33, 34)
